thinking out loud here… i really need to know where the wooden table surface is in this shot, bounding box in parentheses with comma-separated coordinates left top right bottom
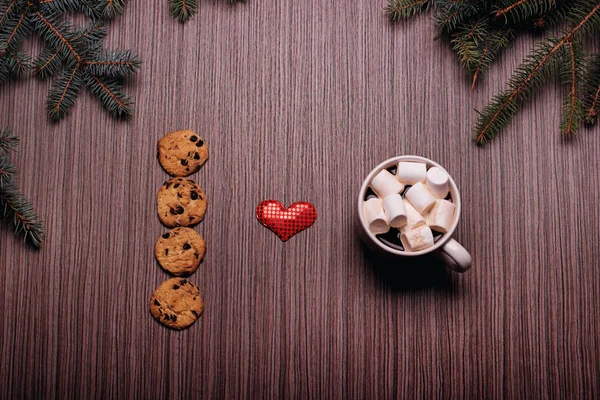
(2, 0, 600, 398)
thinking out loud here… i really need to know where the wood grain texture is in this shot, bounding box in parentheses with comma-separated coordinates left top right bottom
(1, 0, 600, 398)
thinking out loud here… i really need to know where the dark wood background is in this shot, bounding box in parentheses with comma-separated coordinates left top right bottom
(1, 0, 600, 398)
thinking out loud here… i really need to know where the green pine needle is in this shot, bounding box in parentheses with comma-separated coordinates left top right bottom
(389, 0, 600, 144)
(0, 156, 16, 187)
(47, 65, 84, 120)
(0, 128, 44, 248)
(84, 50, 140, 77)
(0, 128, 18, 152)
(0, 0, 138, 121)
(169, 0, 198, 22)
(85, 75, 132, 119)
(385, 0, 429, 21)
(582, 53, 600, 124)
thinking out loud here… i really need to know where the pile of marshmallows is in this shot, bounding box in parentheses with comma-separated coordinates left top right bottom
(363, 161, 456, 252)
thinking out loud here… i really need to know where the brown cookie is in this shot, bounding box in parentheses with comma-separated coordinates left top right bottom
(155, 227, 206, 277)
(157, 178, 207, 228)
(149, 278, 204, 330)
(158, 130, 209, 177)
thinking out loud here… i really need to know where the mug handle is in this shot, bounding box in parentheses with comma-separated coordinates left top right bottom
(438, 239, 472, 272)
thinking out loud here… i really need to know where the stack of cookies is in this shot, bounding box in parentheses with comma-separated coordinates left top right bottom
(149, 130, 209, 330)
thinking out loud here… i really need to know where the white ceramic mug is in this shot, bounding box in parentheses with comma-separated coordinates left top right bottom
(357, 155, 472, 272)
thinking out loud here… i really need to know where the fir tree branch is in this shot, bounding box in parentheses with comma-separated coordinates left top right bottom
(85, 75, 132, 118)
(169, 0, 198, 22)
(474, 2, 600, 143)
(33, 11, 81, 62)
(84, 50, 140, 77)
(101, 0, 126, 19)
(471, 30, 513, 89)
(0, 0, 18, 26)
(582, 53, 600, 124)
(34, 45, 61, 78)
(0, 156, 16, 187)
(386, 0, 429, 21)
(0, 128, 19, 152)
(2, 5, 30, 52)
(559, 39, 584, 135)
(495, 0, 529, 17)
(0, 183, 44, 248)
(47, 64, 83, 120)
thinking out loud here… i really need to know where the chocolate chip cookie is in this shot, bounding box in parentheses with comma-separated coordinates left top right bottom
(157, 178, 207, 228)
(155, 227, 206, 276)
(158, 130, 209, 177)
(149, 278, 204, 330)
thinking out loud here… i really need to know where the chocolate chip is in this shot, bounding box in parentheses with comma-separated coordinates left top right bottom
(178, 178, 183, 181)
(192, 310, 199, 318)
(190, 135, 198, 142)
(165, 249, 169, 255)
(174, 183, 179, 188)
(181, 159, 188, 166)
(170, 208, 177, 215)
(171, 315, 177, 321)
(190, 191, 198, 200)
(163, 314, 170, 321)
(180, 279, 187, 285)
(173, 285, 180, 290)
(164, 181, 171, 189)
(193, 152, 200, 160)
(199, 195, 203, 200)
(162, 233, 170, 239)
(186, 167, 190, 172)
(196, 140, 204, 147)
(188, 217, 194, 222)
(194, 252, 199, 259)
(183, 243, 191, 250)
(176, 206, 184, 214)
(177, 193, 182, 198)
(154, 299, 160, 306)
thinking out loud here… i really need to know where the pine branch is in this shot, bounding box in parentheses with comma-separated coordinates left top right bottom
(0, 128, 43, 248)
(100, 0, 127, 19)
(169, 0, 198, 22)
(0, 183, 44, 248)
(582, 53, 600, 124)
(0, 0, 19, 27)
(34, 45, 63, 79)
(0, 3, 32, 55)
(84, 50, 140, 77)
(0, 128, 18, 152)
(559, 40, 584, 135)
(385, 0, 429, 21)
(0, 2, 138, 120)
(32, 11, 82, 62)
(4, 48, 30, 75)
(47, 64, 83, 120)
(0, 156, 16, 187)
(471, 29, 513, 89)
(85, 74, 132, 118)
(474, 2, 600, 144)
(494, 0, 556, 22)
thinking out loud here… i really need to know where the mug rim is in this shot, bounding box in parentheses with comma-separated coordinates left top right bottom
(357, 155, 462, 257)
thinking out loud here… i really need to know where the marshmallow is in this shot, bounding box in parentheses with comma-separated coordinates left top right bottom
(363, 198, 390, 235)
(382, 194, 407, 228)
(426, 167, 450, 199)
(400, 225, 434, 252)
(404, 182, 436, 214)
(370, 169, 404, 198)
(396, 161, 427, 185)
(400, 200, 426, 232)
(427, 199, 456, 233)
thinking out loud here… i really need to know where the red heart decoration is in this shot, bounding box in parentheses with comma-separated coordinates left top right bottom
(256, 200, 317, 242)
